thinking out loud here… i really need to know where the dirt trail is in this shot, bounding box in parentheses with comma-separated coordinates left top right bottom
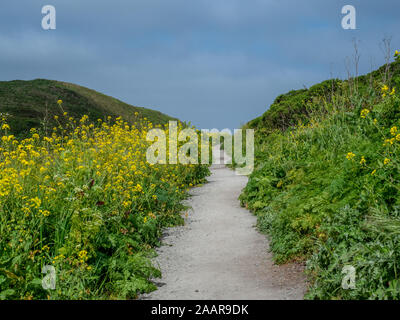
(142, 147, 306, 300)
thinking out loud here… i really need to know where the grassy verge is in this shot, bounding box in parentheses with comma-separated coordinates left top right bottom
(240, 52, 400, 299)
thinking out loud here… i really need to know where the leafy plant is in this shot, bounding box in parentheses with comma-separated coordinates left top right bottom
(240, 52, 400, 299)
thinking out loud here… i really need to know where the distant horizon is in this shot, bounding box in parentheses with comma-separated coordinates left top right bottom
(1, 53, 390, 130)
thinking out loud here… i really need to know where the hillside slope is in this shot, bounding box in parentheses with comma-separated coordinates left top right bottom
(0, 79, 175, 135)
(246, 59, 400, 132)
(240, 54, 400, 299)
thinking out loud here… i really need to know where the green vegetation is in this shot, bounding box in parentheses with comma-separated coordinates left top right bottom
(0, 111, 209, 299)
(0, 79, 176, 136)
(246, 57, 400, 133)
(0, 80, 207, 299)
(240, 52, 400, 299)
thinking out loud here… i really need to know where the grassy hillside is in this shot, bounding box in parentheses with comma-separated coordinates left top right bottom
(246, 59, 400, 133)
(240, 52, 400, 299)
(0, 79, 175, 136)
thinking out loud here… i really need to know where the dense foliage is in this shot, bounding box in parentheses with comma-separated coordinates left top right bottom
(241, 52, 400, 299)
(0, 109, 209, 299)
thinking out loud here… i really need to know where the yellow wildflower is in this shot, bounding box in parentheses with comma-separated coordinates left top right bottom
(78, 250, 88, 262)
(360, 109, 370, 118)
(29, 197, 41, 209)
(384, 138, 395, 146)
(122, 200, 132, 208)
(346, 152, 356, 160)
(148, 213, 156, 219)
(39, 210, 50, 217)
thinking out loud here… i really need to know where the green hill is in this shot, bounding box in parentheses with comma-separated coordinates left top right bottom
(0, 79, 176, 135)
(246, 59, 400, 132)
(240, 54, 400, 299)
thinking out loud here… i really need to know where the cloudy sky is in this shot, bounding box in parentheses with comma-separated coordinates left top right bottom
(1, 0, 400, 129)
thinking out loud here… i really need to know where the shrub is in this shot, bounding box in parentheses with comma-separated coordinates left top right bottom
(0, 112, 209, 299)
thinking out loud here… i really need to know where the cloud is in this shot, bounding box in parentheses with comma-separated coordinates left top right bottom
(0, 0, 400, 129)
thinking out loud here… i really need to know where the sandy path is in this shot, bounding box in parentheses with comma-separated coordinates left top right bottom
(142, 147, 306, 300)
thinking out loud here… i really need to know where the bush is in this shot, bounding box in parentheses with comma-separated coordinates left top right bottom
(0, 112, 209, 299)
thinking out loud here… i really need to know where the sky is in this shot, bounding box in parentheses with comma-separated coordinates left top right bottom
(1, 0, 400, 130)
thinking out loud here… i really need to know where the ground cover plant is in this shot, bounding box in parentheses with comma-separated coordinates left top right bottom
(0, 105, 209, 300)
